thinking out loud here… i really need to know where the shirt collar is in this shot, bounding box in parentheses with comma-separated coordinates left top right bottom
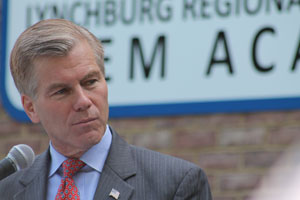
(49, 125, 112, 177)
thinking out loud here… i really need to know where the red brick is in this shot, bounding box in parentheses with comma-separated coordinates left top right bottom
(219, 127, 265, 146)
(206, 175, 216, 190)
(132, 130, 172, 149)
(0, 121, 22, 137)
(285, 111, 300, 122)
(245, 112, 288, 127)
(244, 151, 282, 168)
(175, 130, 216, 148)
(25, 123, 45, 135)
(268, 126, 300, 145)
(109, 118, 156, 133)
(207, 113, 246, 128)
(0, 107, 11, 121)
(220, 173, 261, 191)
(198, 153, 239, 169)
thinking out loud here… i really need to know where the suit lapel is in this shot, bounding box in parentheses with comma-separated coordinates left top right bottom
(93, 127, 136, 200)
(14, 150, 50, 200)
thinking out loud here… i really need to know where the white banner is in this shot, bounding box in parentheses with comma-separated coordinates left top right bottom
(1, 0, 300, 121)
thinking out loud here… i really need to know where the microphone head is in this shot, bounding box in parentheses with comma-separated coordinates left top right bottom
(7, 144, 35, 170)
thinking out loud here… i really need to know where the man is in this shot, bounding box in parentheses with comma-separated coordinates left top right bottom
(0, 19, 212, 200)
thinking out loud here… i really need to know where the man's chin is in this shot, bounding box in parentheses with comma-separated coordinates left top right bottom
(80, 130, 103, 145)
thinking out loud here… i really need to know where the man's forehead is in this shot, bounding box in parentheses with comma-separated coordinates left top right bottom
(48, 69, 101, 85)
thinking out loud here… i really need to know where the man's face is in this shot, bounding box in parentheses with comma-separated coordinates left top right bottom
(22, 40, 109, 158)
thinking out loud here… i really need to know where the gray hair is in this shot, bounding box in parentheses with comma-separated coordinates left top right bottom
(10, 19, 105, 99)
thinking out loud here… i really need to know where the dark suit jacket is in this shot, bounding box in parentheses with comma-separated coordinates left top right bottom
(0, 127, 212, 200)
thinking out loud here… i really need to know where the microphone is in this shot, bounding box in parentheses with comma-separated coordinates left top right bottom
(0, 144, 35, 180)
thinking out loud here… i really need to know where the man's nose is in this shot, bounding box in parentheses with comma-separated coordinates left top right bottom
(73, 87, 92, 112)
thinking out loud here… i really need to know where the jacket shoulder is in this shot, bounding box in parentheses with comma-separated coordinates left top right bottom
(128, 145, 211, 199)
(131, 144, 200, 171)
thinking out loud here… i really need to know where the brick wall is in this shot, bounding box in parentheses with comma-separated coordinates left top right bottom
(1, 100, 300, 200)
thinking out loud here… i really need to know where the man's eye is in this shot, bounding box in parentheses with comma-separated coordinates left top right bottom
(54, 88, 68, 95)
(85, 79, 98, 86)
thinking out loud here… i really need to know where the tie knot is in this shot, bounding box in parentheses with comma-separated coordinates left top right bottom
(62, 158, 85, 178)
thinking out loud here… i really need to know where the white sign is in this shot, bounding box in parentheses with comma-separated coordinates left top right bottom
(1, 0, 300, 122)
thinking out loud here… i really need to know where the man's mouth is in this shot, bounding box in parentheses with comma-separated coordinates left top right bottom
(72, 118, 97, 126)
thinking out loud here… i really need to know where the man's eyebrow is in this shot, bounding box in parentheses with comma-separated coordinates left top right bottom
(46, 83, 69, 94)
(81, 70, 102, 81)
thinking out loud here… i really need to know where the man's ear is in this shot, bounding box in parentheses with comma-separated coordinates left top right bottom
(21, 94, 40, 123)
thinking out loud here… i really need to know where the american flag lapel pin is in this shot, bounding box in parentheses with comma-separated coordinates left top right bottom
(109, 188, 120, 199)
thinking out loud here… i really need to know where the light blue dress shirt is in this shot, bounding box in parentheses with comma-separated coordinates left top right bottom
(47, 125, 112, 200)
